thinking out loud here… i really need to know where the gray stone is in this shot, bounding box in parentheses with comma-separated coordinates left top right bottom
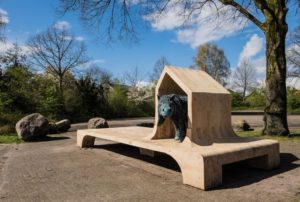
(48, 123, 58, 134)
(88, 118, 109, 129)
(55, 119, 71, 132)
(15, 113, 49, 141)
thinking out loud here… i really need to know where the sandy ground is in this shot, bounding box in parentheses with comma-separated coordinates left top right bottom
(0, 116, 299, 202)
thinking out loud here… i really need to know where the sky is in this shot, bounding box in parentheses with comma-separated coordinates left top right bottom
(0, 0, 299, 86)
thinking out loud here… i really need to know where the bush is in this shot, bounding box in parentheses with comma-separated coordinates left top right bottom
(287, 87, 300, 111)
(229, 90, 248, 108)
(0, 113, 24, 135)
(246, 87, 266, 108)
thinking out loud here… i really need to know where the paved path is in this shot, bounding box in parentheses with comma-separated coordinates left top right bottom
(0, 117, 300, 201)
(0, 132, 299, 201)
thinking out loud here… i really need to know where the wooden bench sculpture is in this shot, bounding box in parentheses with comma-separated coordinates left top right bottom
(77, 66, 280, 190)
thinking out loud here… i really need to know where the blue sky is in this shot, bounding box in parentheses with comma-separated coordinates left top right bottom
(0, 0, 299, 84)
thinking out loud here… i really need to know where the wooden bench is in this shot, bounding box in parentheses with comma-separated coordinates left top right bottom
(77, 66, 280, 190)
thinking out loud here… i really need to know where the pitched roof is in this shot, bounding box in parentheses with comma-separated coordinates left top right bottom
(157, 66, 230, 95)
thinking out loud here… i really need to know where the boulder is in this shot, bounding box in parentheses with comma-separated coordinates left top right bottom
(88, 118, 109, 129)
(15, 113, 49, 141)
(48, 123, 58, 134)
(233, 120, 251, 131)
(55, 119, 71, 132)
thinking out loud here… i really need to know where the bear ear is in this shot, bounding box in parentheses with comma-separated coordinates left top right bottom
(170, 94, 176, 101)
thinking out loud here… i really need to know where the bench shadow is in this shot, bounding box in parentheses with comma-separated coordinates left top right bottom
(93, 143, 181, 172)
(93, 143, 299, 189)
(218, 152, 299, 190)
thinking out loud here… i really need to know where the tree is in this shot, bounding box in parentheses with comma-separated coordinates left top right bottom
(123, 66, 143, 87)
(75, 74, 108, 119)
(287, 25, 300, 79)
(59, 0, 296, 135)
(150, 56, 169, 83)
(0, 43, 27, 68)
(0, 65, 36, 113)
(233, 59, 257, 103)
(27, 26, 88, 94)
(0, 9, 8, 41)
(194, 43, 230, 86)
(84, 65, 113, 101)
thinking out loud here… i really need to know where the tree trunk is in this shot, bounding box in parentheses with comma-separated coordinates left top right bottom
(58, 74, 64, 95)
(262, 4, 289, 135)
(242, 88, 246, 103)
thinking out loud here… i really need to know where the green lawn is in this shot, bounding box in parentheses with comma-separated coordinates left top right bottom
(0, 133, 23, 144)
(236, 130, 300, 142)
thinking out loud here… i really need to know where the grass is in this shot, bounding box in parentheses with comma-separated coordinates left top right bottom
(236, 130, 300, 142)
(0, 133, 23, 144)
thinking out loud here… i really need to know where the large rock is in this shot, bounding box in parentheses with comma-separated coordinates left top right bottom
(88, 118, 109, 129)
(48, 123, 58, 134)
(55, 119, 71, 132)
(15, 113, 49, 141)
(233, 120, 251, 131)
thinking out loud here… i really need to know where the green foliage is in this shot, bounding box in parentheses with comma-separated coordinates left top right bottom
(245, 87, 266, 108)
(287, 87, 300, 110)
(236, 130, 300, 142)
(229, 90, 245, 108)
(231, 87, 300, 112)
(0, 65, 36, 113)
(108, 85, 130, 118)
(74, 75, 109, 120)
(0, 133, 23, 144)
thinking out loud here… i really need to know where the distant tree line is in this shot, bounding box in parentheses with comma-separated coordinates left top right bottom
(0, 26, 155, 135)
(1, 22, 300, 136)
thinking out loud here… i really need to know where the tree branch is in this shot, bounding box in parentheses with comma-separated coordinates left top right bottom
(219, 0, 264, 31)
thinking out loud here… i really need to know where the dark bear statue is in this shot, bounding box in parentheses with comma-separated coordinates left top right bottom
(157, 94, 188, 142)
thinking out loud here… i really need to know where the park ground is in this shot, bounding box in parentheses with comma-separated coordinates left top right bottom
(0, 115, 300, 201)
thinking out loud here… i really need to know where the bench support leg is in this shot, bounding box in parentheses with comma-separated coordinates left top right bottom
(247, 144, 280, 170)
(77, 133, 96, 148)
(173, 154, 222, 190)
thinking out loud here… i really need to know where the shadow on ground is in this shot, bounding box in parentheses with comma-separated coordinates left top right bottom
(219, 152, 299, 190)
(28, 135, 70, 142)
(93, 143, 299, 190)
(94, 143, 181, 172)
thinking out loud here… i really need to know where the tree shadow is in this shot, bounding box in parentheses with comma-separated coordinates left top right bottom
(93, 143, 299, 189)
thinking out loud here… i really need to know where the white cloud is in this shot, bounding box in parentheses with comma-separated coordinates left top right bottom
(75, 36, 84, 41)
(287, 78, 300, 89)
(62, 35, 72, 41)
(239, 34, 264, 65)
(0, 8, 9, 24)
(136, 80, 151, 88)
(62, 35, 84, 41)
(252, 56, 266, 83)
(81, 59, 106, 68)
(143, 5, 186, 31)
(54, 21, 70, 30)
(144, 2, 248, 48)
(0, 40, 31, 54)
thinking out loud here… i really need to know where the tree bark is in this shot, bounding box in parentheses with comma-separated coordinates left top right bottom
(58, 74, 64, 95)
(262, 3, 289, 135)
